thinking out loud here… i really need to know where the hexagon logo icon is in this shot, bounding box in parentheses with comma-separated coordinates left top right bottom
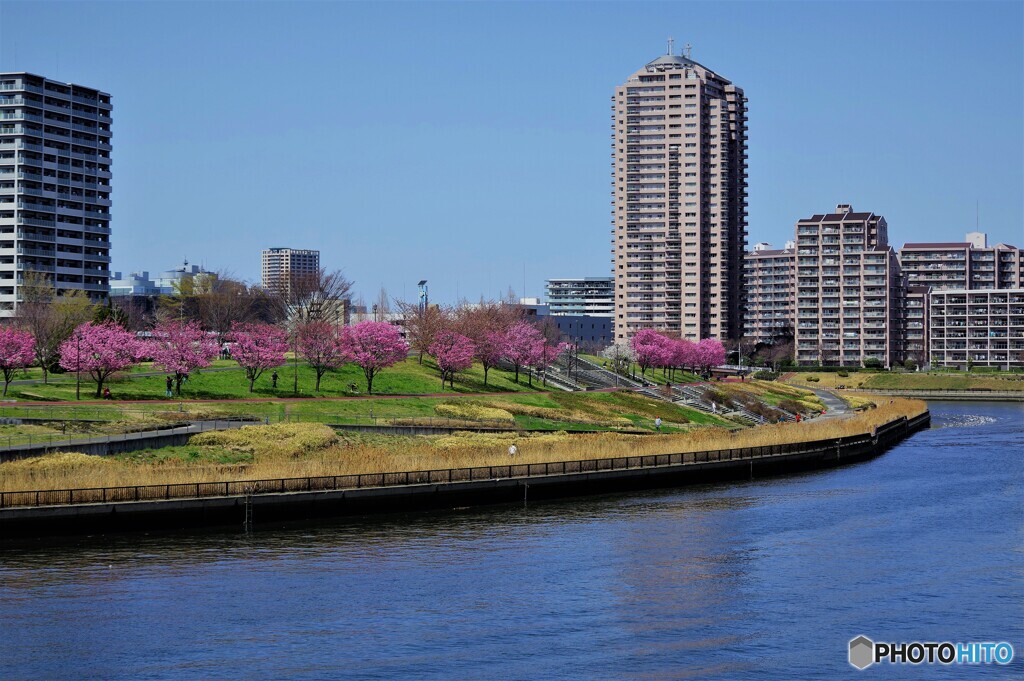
(849, 635, 875, 670)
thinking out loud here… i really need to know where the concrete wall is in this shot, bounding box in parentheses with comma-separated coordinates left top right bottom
(0, 412, 930, 536)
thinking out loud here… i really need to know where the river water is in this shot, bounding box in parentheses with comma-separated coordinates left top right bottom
(1, 401, 1022, 680)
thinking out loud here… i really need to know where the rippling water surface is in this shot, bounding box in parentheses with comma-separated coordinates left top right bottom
(1, 401, 1022, 680)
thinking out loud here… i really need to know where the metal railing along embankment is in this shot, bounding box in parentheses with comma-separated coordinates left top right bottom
(0, 412, 929, 510)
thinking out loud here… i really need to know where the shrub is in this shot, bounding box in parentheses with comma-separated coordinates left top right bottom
(777, 399, 806, 414)
(703, 388, 735, 408)
(837, 370, 849, 378)
(434, 402, 516, 423)
(753, 370, 780, 380)
(190, 423, 339, 458)
(863, 357, 883, 369)
(804, 375, 820, 382)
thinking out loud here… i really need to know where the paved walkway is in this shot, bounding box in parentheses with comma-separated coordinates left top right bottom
(805, 387, 851, 418)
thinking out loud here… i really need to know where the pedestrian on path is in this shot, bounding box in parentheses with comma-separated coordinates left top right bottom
(271, 371, 278, 389)
(508, 443, 518, 458)
(165, 376, 173, 398)
(655, 416, 662, 432)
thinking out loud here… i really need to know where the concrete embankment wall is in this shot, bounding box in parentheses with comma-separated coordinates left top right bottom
(0, 420, 258, 463)
(0, 412, 930, 537)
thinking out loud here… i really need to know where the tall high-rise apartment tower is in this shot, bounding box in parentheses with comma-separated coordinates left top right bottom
(261, 247, 319, 294)
(0, 72, 113, 315)
(612, 46, 748, 342)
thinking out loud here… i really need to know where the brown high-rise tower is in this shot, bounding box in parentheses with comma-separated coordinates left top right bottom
(611, 47, 748, 341)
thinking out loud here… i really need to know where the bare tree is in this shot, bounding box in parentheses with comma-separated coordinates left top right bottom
(763, 339, 794, 372)
(17, 273, 95, 382)
(269, 269, 354, 325)
(374, 286, 390, 322)
(396, 300, 449, 364)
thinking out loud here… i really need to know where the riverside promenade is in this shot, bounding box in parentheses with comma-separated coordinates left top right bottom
(0, 406, 930, 537)
(851, 389, 1024, 401)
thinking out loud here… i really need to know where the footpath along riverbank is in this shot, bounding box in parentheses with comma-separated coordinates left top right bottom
(0, 406, 930, 537)
(851, 389, 1024, 401)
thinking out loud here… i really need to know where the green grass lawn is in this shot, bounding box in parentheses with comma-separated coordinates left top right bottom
(0, 387, 735, 433)
(8, 357, 547, 402)
(858, 372, 1024, 391)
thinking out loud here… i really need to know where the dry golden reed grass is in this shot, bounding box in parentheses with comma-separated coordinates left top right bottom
(0, 399, 926, 493)
(434, 403, 516, 422)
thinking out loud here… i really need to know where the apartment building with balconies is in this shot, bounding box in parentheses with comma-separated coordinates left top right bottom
(545, 277, 614, 317)
(898, 233, 1021, 291)
(742, 241, 795, 344)
(793, 205, 900, 367)
(929, 288, 1024, 368)
(612, 46, 748, 342)
(899, 285, 930, 367)
(0, 72, 112, 314)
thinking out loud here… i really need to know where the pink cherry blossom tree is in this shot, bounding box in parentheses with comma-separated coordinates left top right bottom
(502, 321, 544, 384)
(59, 322, 145, 398)
(149, 321, 220, 396)
(428, 331, 475, 389)
(0, 327, 35, 396)
(344, 320, 408, 394)
(475, 331, 506, 386)
(228, 322, 289, 392)
(297, 321, 352, 392)
(670, 338, 697, 378)
(631, 329, 672, 379)
(694, 338, 727, 374)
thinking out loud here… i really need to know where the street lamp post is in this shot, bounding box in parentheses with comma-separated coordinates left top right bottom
(75, 331, 81, 401)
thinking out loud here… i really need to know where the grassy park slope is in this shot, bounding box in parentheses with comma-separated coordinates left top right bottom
(710, 380, 824, 412)
(786, 371, 1024, 392)
(9, 356, 549, 402)
(0, 399, 927, 494)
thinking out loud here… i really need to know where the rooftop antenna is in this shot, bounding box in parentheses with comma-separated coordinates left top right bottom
(667, 37, 674, 55)
(976, 199, 979, 230)
(684, 43, 692, 59)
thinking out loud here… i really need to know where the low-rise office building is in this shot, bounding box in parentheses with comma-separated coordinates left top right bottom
(929, 288, 1024, 368)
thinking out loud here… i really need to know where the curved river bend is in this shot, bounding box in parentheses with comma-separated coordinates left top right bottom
(1, 401, 1022, 679)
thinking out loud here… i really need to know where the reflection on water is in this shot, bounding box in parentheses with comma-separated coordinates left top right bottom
(1, 401, 1022, 680)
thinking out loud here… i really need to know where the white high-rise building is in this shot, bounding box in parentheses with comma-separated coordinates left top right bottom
(261, 247, 320, 294)
(0, 72, 112, 314)
(611, 46, 748, 341)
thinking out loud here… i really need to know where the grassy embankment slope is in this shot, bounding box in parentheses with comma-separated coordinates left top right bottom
(786, 371, 1024, 392)
(0, 398, 927, 494)
(11, 357, 548, 402)
(0, 388, 735, 449)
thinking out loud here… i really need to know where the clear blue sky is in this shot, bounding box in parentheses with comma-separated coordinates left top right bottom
(1, 1, 1021, 305)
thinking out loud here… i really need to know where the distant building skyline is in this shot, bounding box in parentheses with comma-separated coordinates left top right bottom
(110, 260, 208, 297)
(2, 3, 1011, 307)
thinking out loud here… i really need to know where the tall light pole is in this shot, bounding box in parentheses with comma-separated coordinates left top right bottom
(293, 318, 299, 396)
(75, 330, 81, 401)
